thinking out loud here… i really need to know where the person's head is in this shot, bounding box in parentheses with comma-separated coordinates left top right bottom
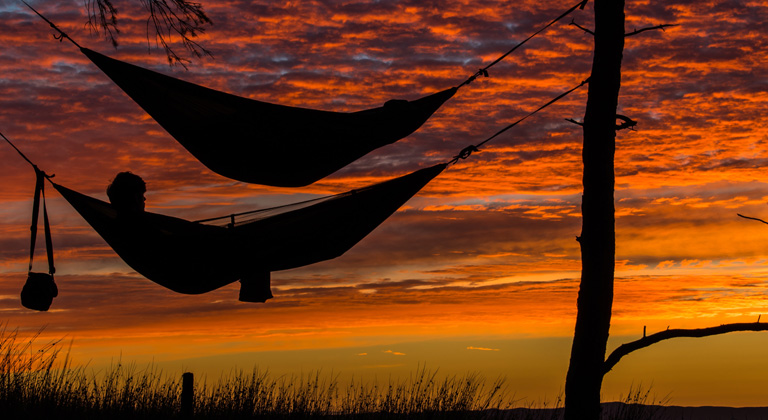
(107, 172, 146, 213)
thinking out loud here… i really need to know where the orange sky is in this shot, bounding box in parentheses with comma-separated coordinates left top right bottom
(1, 0, 767, 408)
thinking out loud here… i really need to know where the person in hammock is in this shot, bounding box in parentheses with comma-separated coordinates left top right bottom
(107, 171, 146, 214)
(105, 171, 272, 302)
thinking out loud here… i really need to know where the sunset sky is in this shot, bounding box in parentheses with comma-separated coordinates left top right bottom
(1, 0, 767, 408)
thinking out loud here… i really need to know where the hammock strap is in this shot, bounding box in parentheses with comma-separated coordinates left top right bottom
(42, 178, 55, 275)
(0, 131, 55, 181)
(1, 130, 37, 168)
(451, 77, 590, 164)
(29, 168, 56, 276)
(458, 0, 589, 88)
(29, 171, 42, 272)
(22, 1, 83, 49)
(1, 130, 56, 275)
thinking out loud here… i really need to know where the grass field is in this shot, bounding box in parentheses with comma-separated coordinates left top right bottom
(0, 325, 668, 419)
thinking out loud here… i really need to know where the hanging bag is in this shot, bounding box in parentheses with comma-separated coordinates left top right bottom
(20, 168, 58, 311)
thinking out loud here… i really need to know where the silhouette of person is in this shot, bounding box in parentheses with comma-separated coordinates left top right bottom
(105, 171, 272, 302)
(107, 171, 146, 213)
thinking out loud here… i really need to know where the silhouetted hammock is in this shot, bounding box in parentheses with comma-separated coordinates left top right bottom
(25, 0, 587, 187)
(82, 47, 455, 187)
(52, 164, 444, 300)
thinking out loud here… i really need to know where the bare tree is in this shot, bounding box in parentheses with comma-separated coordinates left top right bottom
(563, 2, 765, 419)
(563, 0, 624, 418)
(84, 0, 212, 66)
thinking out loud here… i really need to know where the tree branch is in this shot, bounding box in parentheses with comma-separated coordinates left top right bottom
(85, 0, 119, 47)
(141, 0, 214, 66)
(738, 213, 768, 225)
(603, 321, 768, 375)
(615, 114, 637, 131)
(625, 24, 678, 38)
(566, 118, 584, 126)
(570, 18, 595, 36)
(85, 0, 213, 66)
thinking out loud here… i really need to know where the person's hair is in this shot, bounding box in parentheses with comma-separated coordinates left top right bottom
(107, 172, 146, 211)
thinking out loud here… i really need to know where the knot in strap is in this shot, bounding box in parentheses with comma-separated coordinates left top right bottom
(460, 68, 490, 88)
(33, 165, 54, 180)
(450, 145, 479, 164)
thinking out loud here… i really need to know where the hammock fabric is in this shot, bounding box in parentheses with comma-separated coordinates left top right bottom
(51, 163, 445, 296)
(82, 48, 455, 187)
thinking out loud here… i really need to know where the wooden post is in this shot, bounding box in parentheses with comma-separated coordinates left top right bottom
(181, 372, 194, 418)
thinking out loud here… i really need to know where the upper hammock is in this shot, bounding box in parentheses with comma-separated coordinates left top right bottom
(25, 1, 587, 187)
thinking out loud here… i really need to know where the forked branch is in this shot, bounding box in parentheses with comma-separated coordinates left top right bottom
(603, 321, 768, 375)
(625, 24, 678, 38)
(570, 19, 595, 36)
(572, 21, 677, 38)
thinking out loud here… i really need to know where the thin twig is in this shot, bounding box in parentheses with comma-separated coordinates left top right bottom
(569, 18, 594, 36)
(625, 23, 678, 38)
(85, 0, 213, 66)
(84, 0, 119, 47)
(603, 322, 768, 375)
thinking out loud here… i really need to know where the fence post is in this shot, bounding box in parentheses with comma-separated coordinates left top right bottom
(181, 371, 194, 418)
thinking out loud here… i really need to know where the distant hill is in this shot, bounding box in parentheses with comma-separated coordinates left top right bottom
(634, 404, 768, 420)
(500, 403, 768, 419)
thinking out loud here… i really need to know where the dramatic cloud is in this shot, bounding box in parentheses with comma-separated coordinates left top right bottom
(1, 0, 767, 406)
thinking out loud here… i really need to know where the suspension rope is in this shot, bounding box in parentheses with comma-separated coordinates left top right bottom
(21, 0, 83, 49)
(0, 130, 54, 178)
(450, 77, 590, 164)
(1, 130, 36, 168)
(458, 0, 589, 88)
(194, 195, 331, 224)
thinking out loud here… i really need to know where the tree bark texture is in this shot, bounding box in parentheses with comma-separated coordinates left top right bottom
(564, 1, 625, 419)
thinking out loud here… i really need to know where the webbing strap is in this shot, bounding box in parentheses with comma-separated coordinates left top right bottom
(28, 168, 56, 275)
(477, 77, 590, 149)
(450, 77, 590, 164)
(458, 0, 589, 88)
(28, 170, 42, 273)
(22, 1, 82, 49)
(43, 186, 55, 275)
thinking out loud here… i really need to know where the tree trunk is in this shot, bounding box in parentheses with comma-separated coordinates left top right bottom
(563, 1, 625, 419)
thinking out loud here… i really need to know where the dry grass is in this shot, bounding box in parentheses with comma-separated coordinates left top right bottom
(0, 325, 665, 419)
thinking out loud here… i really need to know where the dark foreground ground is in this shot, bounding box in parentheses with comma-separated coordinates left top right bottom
(4, 403, 768, 420)
(500, 403, 768, 420)
(608, 403, 768, 420)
